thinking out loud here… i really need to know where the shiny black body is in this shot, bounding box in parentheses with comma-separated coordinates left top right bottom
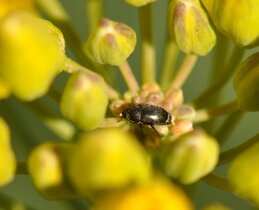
(120, 104, 172, 126)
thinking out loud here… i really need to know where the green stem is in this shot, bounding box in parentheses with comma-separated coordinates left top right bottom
(193, 100, 239, 123)
(218, 133, 259, 166)
(0, 193, 38, 210)
(25, 101, 76, 141)
(48, 85, 62, 104)
(160, 39, 179, 90)
(216, 111, 245, 146)
(169, 54, 198, 89)
(139, 4, 156, 84)
(204, 35, 230, 133)
(202, 173, 232, 192)
(1, 100, 36, 148)
(207, 34, 230, 106)
(16, 161, 28, 175)
(119, 61, 139, 93)
(85, 0, 103, 34)
(25, 100, 56, 119)
(193, 46, 245, 107)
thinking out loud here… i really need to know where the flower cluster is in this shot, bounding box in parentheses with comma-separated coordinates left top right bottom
(0, 0, 259, 209)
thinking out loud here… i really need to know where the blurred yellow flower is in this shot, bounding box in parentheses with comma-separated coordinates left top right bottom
(201, 0, 259, 47)
(93, 179, 193, 210)
(228, 142, 259, 206)
(0, 117, 16, 186)
(0, 11, 66, 101)
(68, 128, 152, 196)
(28, 143, 78, 199)
(0, 78, 11, 100)
(0, 0, 35, 19)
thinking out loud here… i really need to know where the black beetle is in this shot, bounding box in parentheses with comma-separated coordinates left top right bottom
(119, 104, 172, 135)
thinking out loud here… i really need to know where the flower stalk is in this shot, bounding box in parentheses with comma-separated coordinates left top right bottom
(193, 100, 239, 123)
(160, 39, 179, 90)
(119, 61, 140, 92)
(202, 173, 232, 192)
(169, 54, 198, 89)
(215, 111, 245, 145)
(85, 0, 103, 34)
(139, 4, 156, 84)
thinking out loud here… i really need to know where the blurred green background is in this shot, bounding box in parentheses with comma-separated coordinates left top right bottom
(1, 0, 259, 209)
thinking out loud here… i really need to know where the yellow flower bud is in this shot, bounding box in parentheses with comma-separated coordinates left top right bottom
(170, 119, 193, 137)
(169, 0, 216, 56)
(124, 0, 156, 7)
(162, 129, 219, 184)
(0, 11, 66, 100)
(201, 0, 259, 47)
(68, 129, 152, 196)
(173, 105, 196, 120)
(44, 118, 75, 141)
(228, 142, 259, 206)
(0, 117, 16, 186)
(0, 78, 11, 100)
(28, 143, 78, 199)
(60, 70, 108, 130)
(233, 52, 259, 111)
(85, 18, 136, 66)
(93, 179, 193, 210)
(0, 0, 35, 19)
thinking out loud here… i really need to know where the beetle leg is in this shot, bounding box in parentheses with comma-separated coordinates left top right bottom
(150, 125, 160, 137)
(117, 118, 122, 123)
(139, 123, 144, 137)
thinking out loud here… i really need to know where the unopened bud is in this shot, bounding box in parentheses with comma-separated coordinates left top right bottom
(93, 178, 193, 210)
(171, 119, 193, 137)
(28, 143, 77, 199)
(0, 117, 16, 187)
(60, 70, 108, 130)
(169, 0, 216, 55)
(162, 129, 219, 184)
(68, 129, 152, 196)
(0, 11, 66, 100)
(201, 0, 259, 47)
(85, 18, 136, 66)
(162, 88, 183, 112)
(228, 142, 259, 206)
(173, 105, 196, 120)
